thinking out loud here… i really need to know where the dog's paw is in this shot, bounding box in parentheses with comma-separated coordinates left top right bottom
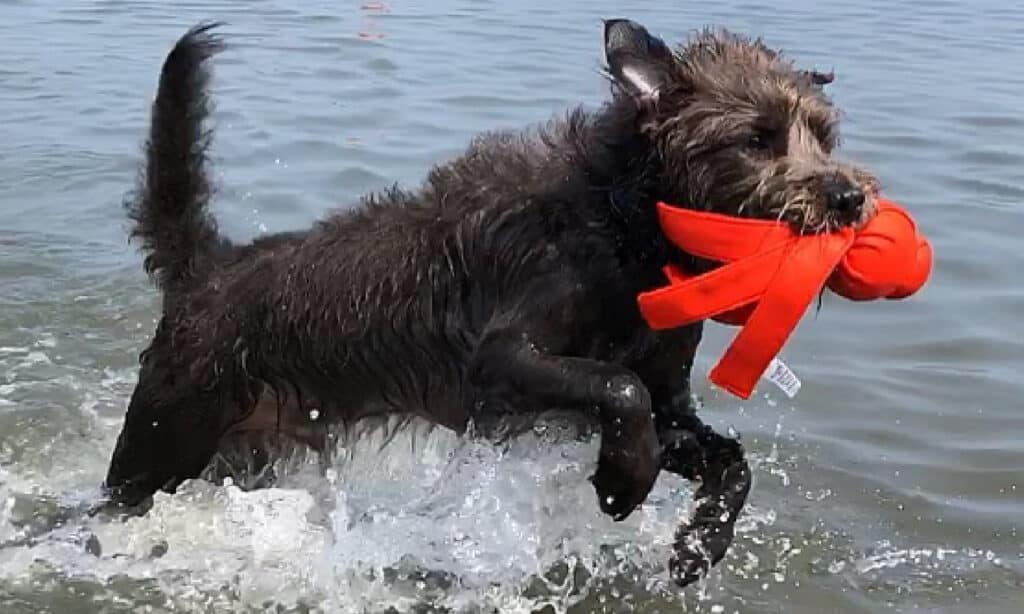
(668, 544, 709, 587)
(590, 432, 661, 521)
(671, 515, 737, 589)
(669, 521, 735, 587)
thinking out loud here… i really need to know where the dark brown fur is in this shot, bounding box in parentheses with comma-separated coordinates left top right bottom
(101, 20, 878, 586)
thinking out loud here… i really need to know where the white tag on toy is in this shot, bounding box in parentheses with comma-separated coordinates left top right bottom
(763, 357, 801, 398)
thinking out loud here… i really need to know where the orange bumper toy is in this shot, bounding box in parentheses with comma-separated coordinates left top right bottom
(637, 198, 933, 399)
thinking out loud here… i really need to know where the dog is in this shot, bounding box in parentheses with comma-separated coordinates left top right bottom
(101, 19, 878, 586)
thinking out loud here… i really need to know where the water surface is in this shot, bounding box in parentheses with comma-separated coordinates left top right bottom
(1, 1, 1023, 612)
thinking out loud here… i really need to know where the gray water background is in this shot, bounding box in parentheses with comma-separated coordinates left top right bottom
(1, 0, 1023, 612)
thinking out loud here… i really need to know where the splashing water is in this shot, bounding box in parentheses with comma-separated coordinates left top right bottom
(1, 404, 714, 612)
(1, 329, 1019, 613)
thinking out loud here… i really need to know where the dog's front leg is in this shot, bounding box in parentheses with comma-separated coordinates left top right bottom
(659, 414, 752, 587)
(469, 327, 660, 521)
(632, 327, 752, 586)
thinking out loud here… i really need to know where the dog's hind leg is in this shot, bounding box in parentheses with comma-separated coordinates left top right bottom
(204, 388, 331, 490)
(467, 301, 661, 522)
(101, 355, 235, 511)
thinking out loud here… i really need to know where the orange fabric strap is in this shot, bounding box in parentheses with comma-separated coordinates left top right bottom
(636, 198, 931, 399)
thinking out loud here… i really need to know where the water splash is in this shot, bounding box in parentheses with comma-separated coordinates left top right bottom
(1, 416, 705, 612)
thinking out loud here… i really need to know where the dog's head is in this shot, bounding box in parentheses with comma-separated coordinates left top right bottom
(604, 19, 879, 234)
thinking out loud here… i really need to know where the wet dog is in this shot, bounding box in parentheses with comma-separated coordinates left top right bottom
(102, 19, 878, 586)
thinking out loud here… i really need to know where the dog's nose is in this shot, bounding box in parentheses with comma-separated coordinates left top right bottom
(825, 183, 865, 213)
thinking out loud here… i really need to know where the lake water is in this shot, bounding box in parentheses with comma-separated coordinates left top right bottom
(1, 1, 1023, 612)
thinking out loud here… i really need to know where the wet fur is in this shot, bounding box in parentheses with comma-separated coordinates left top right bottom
(103, 20, 878, 587)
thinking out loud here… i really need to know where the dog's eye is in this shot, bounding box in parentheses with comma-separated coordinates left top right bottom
(747, 130, 773, 151)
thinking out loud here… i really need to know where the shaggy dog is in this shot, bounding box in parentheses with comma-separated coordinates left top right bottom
(101, 19, 877, 586)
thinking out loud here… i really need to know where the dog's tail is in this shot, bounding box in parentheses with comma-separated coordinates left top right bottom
(126, 22, 227, 291)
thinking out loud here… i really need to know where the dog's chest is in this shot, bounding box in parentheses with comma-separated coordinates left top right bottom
(572, 280, 656, 364)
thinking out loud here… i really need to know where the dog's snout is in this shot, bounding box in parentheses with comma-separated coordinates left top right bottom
(823, 178, 865, 213)
(829, 188, 864, 212)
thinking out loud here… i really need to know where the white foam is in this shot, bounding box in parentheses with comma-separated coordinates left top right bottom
(0, 419, 706, 611)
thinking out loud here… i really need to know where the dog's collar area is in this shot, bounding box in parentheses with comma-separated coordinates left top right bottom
(606, 186, 668, 266)
(606, 188, 701, 273)
(639, 198, 933, 399)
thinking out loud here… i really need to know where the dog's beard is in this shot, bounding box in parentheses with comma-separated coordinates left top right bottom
(763, 189, 876, 235)
(731, 165, 881, 235)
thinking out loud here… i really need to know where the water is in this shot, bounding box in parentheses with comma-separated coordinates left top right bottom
(1, 0, 1022, 612)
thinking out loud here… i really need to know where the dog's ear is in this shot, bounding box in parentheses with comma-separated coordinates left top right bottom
(603, 19, 673, 101)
